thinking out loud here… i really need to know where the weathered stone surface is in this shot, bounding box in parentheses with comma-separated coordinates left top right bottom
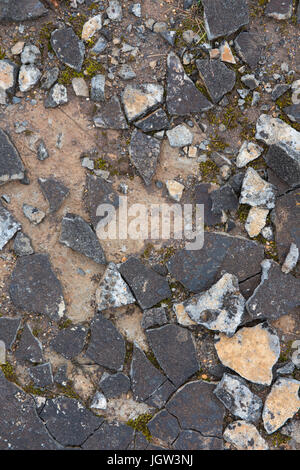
(90, 391, 107, 411)
(284, 104, 300, 123)
(51, 27, 85, 72)
(202, 0, 249, 40)
(215, 323, 280, 385)
(40, 66, 59, 90)
(265, 0, 293, 20)
(83, 422, 134, 450)
(211, 184, 239, 212)
(192, 183, 223, 226)
(145, 380, 175, 409)
(0, 340, 5, 364)
(282, 419, 300, 444)
(22, 204, 45, 225)
(0, 371, 58, 450)
(166, 124, 193, 148)
(54, 364, 68, 387)
(93, 96, 128, 129)
(234, 32, 262, 69)
(196, 59, 236, 103)
(239, 167, 276, 209)
(274, 189, 300, 267)
(91, 74, 105, 102)
(72, 77, 89, 97)
(130, 344, 165, 402)
(0, 128, 25, 185)
(18, 64, 41, 92)
(51, 325, 87, 360)
(264, 143, 300, 189)
(256, 114, 299, 147)
(0, 316, 21, 350)
(38, 177, 69, 213)
(236, 141, 263, 168)
(166, 52, 212, 116)
(263, 378, 300, 434)
(135, 108, 169, 132)
(21, 44, 40, 65)
(86, 314, 125, 371)
(282, 243, 299, 273)
(246, 259, 300, 321)
(241, 74, 260, 90)
(173, 430, 223, 450)
(224, 421, 269, 450)
(174, 273, 245, 336)
(129, 130, 161, 186)
(119, 257, 171, 310)
(141, 307, 168, 330)
(99, 372, 130, 399)
(146, 324, 199, 387)
(106, 0, 122, 21)
(15, 323, 43, 363)
(122, 83, 164, 122)
(82, 14, 102, 41)
(166, 179, 184, 202)
(0, 203, 21, 250)
(36, 139, 49, 161)
(214, 373, 263, 422)
(96, 262, 135, 311)
(245, 207, 269, 238)
(9, 254, 65, 321)
(29, 362, 53, 388)
(0, 60, 18, 95)
(40, 396, 102, 447)
(147, 410, 180, 445)
(0, 0, 48, 23)
(86, 173, 119, 231)
(166, 381, 225, 437)
(167, 232, 264, 293)
(272, 83, 290, 101)
(44, 83, 68, 108)
(60, 213, 106, 265)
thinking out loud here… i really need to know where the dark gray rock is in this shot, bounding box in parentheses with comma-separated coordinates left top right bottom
(130, 344, 165, 402)
(0, 0, 48, 22)
(86, 314, 125, 371)
(15, 323, 43, 363)
(211, 184, 239, 213)
(99, 372, 130, 398)
(119, 257, 171, 310)
(147, 410, 180, 445)
(129, 130, 161, 186)
(40, 396, 102, 447)
(40, 67, 59, 90)
(50, 325, 87, 360)
(192, 183, 223, 226)
(51, 27, 85, 72)
(0, 371, 58, 450)
(234, 32, 262, 69)
(202, 0, 249, 40)
(297, 1, 300, 23)
(135, 109, 170, 132)
(44, 83, 68, 108)
(93, 96, 128, 129)
(167, 232, 264, 293)
(141, 307, 168, 330)
(29, 362, 53, 388)
(0, 316, 21, 350)
(90, 74, 105, 102)
(241, 74, 259, 90)
(166, 380, 225, 437)
(271, 84, 290, 101)
(60, 213, 106, 265)
(173, 430, 223, 450)
(228, 172, 244, 195)
(83, 422, 134, 450)
(0, 128, 25, 185)
(9, 254, 65, 321)
(196, 59, 236, 103)
(0, 202, 21, 250)
(38, 177, 69, 213)
(85, 174, 119, 231)
(160, 30, 176, 46)
(146, 324, 199, 387)
(264, 143, 299, 189)
(284, 104, 300, 123)
(146, 379, 176, 409)
(54, 364, 68, 386)
(246, 259, 300, 321)
(36, 139, 49, 161)
(265, 0, 293, 20)
(166, 52, 212, 116)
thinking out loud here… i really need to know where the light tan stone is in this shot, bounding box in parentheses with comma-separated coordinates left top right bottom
(11, 41, 24, 55)
(224, 421, 269, 450)
(220, 41, 236, 64)
(0, 60, 15, 91)
(81, 14, 102, 41)
(209, 48, 220, 60)
(245, 207, 269, 238)
(122, 84, 164, 121)
(166, 180, 184, 202)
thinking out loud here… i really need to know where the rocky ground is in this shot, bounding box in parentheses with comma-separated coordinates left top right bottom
(0, 0, 299, 451)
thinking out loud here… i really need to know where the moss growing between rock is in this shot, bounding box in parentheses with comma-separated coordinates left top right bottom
(58, 318, 72, 329)
(38, 22, 55, 53)
(59, 67, 84, 85)
(0, 47, 5, 59)
(199, 160, 219, 183)
(23, 382, 48, 396)
(84, 57, 105, 78)
(271, 431, 291, 448)
(0, 362, 19, 383)
(237, 204, 250, 223)
(124, 341, 133, 365)
(69, 13, 88, 37)
(127, 413, 153, 441)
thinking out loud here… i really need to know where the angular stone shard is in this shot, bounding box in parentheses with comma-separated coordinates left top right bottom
(0, 128, 25, 185)
(44, 83, 68, 108)
(210, 184, 239, 213)
(130, 344, 165, 402)
(264, 143, 300, 189)
(174, 273, 245, 337)
(173, 430, 223, 450)
(23, 204, 45, 225)
(81, 14, 102, 41)
(85, 174, 119, 231)
(122, 83, 164, 122)
(167, 124, 193, 148)
(234, 32, 262, 69)
(0, 59, 18, 95)
(15, 323, 43, 363)
(202, 0, 249, 40)
(38, 177, 69, 213)
(245, 207, 269, 238)
(51, 27, 85, 72)
(166, 52, 212, 116)
(119, 257, 171, 310)
(129, 130, 161, 185)
(135, 108, 170, 132)
(9, 254, 65, 321)
(99, 372, 131, 399)
(50, 325, 87, 360)
(147, 410, 180, 445)
(93, 96, 128, 129)
(166, 380, 225, 437)
(0, 0, 48, 22)
(145, 380, 175, 409)
(214, 373, 263, 422)
(60, 213, 106, 265)
(215, 323, 280, 385)
(224, 421, 269, 450)
(96, 262, 135, 311)
(141, 307, 168, 330)
(0, 203, 21, 250)
(0, 316, 21, 350)
(265, 0, 293, 20)
(86, 314, 125, 371)
(282, 243, 299, 274)
(83, 422, 134, 450)
(196, 59, 236, 103)
(192, 183, 223, 226)
(239, 167, 276, 209)
(284, 104, 300, 123)
(246, 259, 300, 321)
(146, 324, 199, 387)
(236, 141, 263, 168)
(29, 362, 53, 388)
(263, 378, 300, 434)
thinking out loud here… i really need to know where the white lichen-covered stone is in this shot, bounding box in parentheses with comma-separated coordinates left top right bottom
(122, 83, 164, 121)
(224, 421, 269, 450)
(236, 141, 263, 168)
(245, 207, 269, 238)
(19, 65, 41, 92)
(166, 124, 194, 147)
(0, 204, 21, 250)
(90, 391, 107, 410)
(256, 114, 300, 151)
(240, 167, 276, 209)
(96, 262, 136, 311)
(166, 180, 185, 201)
(81, 14, 102, 41)
(282, 242, 299, 273)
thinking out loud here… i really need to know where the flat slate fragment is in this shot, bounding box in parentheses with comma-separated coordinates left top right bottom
(264, 143, 300, 189)
(192, 183, 222, 226)
(224, 421, 268, 450)
(141, 307, 168, 330)
(119, 257, 171, 310)
(29, 362, 53, 388)
(129, 130, 161, 186)
(146, 379, 175, 409)
(60, 213, 106, 265)
(135, 108, 170, 132)
(51, 27, 85, 72)
(0, 0, 48, 22)
(96, 262, 135, 311)
(0, 202, 21, 250)
(130, 344, 165, 402)
(99, 372, 131, 399)
(283, 104, 300, 123)
(50, 325, 87, 360)
(0, 316, 21, 350)
(122, 83, 164, 122)
(202, 0, 249, 40)
(196, 59, 236, 103)
(15, 323, 43, 363)
(85, 173, 119, 231)
(211, 184, 239, 213)
(83, 422, 134, 450)
(93, 96, 128, 129)
(234, 32, 262, 69)
(146, 324, 199, 387)
(0, 128, 25, 185)
(147, 410, 180, 445)
(38, 177, 69, 213)
(173, 430, 223, 450)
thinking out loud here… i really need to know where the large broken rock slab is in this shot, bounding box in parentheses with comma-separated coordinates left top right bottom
(215, 323, 280, 385)
(122, 83, 164, 122)
(239, 167, 276, 209)
(93, 96, 128, 129)
(263, 378, 300, 434)
(119, 257, 171, 310)
(147, 410, 180, 445)
(60, 213, 106, 265)
(224, 421, 269, 450)
(0, 203, 21, 250)
(145, 379, 175, 409)
(196, 59, 236, 103)
(146, 324, 199, 387)
(96, 262, 135, 312)
(202, 0, 249, 40)
(0, 0, 48, 23)
(39, 396, 102, 447)
(15, 323, 43, 363)
(130, 344, 165, 402)
(0, 60, 18, 96)
(166, 52, 212, 116)
(174, 273, 245, 336)
(38, 177, 69, 213)
(265, 0, 293, 20)
(264, 143, 300, 189)
(83, 422, 134, 450)
(0, 128, 25, 185)
(246, 260, 300, 321)
(166, 381, 225, 437)
(234, 32, 262, 69)
(129, 130, 161, 185)
(50, 325, 87, 360)
(173, 430, 223, 450)
(51, 27, 85, 72)
(167, 232, 264, 293)
(9, 254, 65, 321)
(0, 316, 21, 350)
(214, 373, 263, 423)
(0, 371, 58, 450)
(86, 314, 125, 371)
(85, 174, 119, 231)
